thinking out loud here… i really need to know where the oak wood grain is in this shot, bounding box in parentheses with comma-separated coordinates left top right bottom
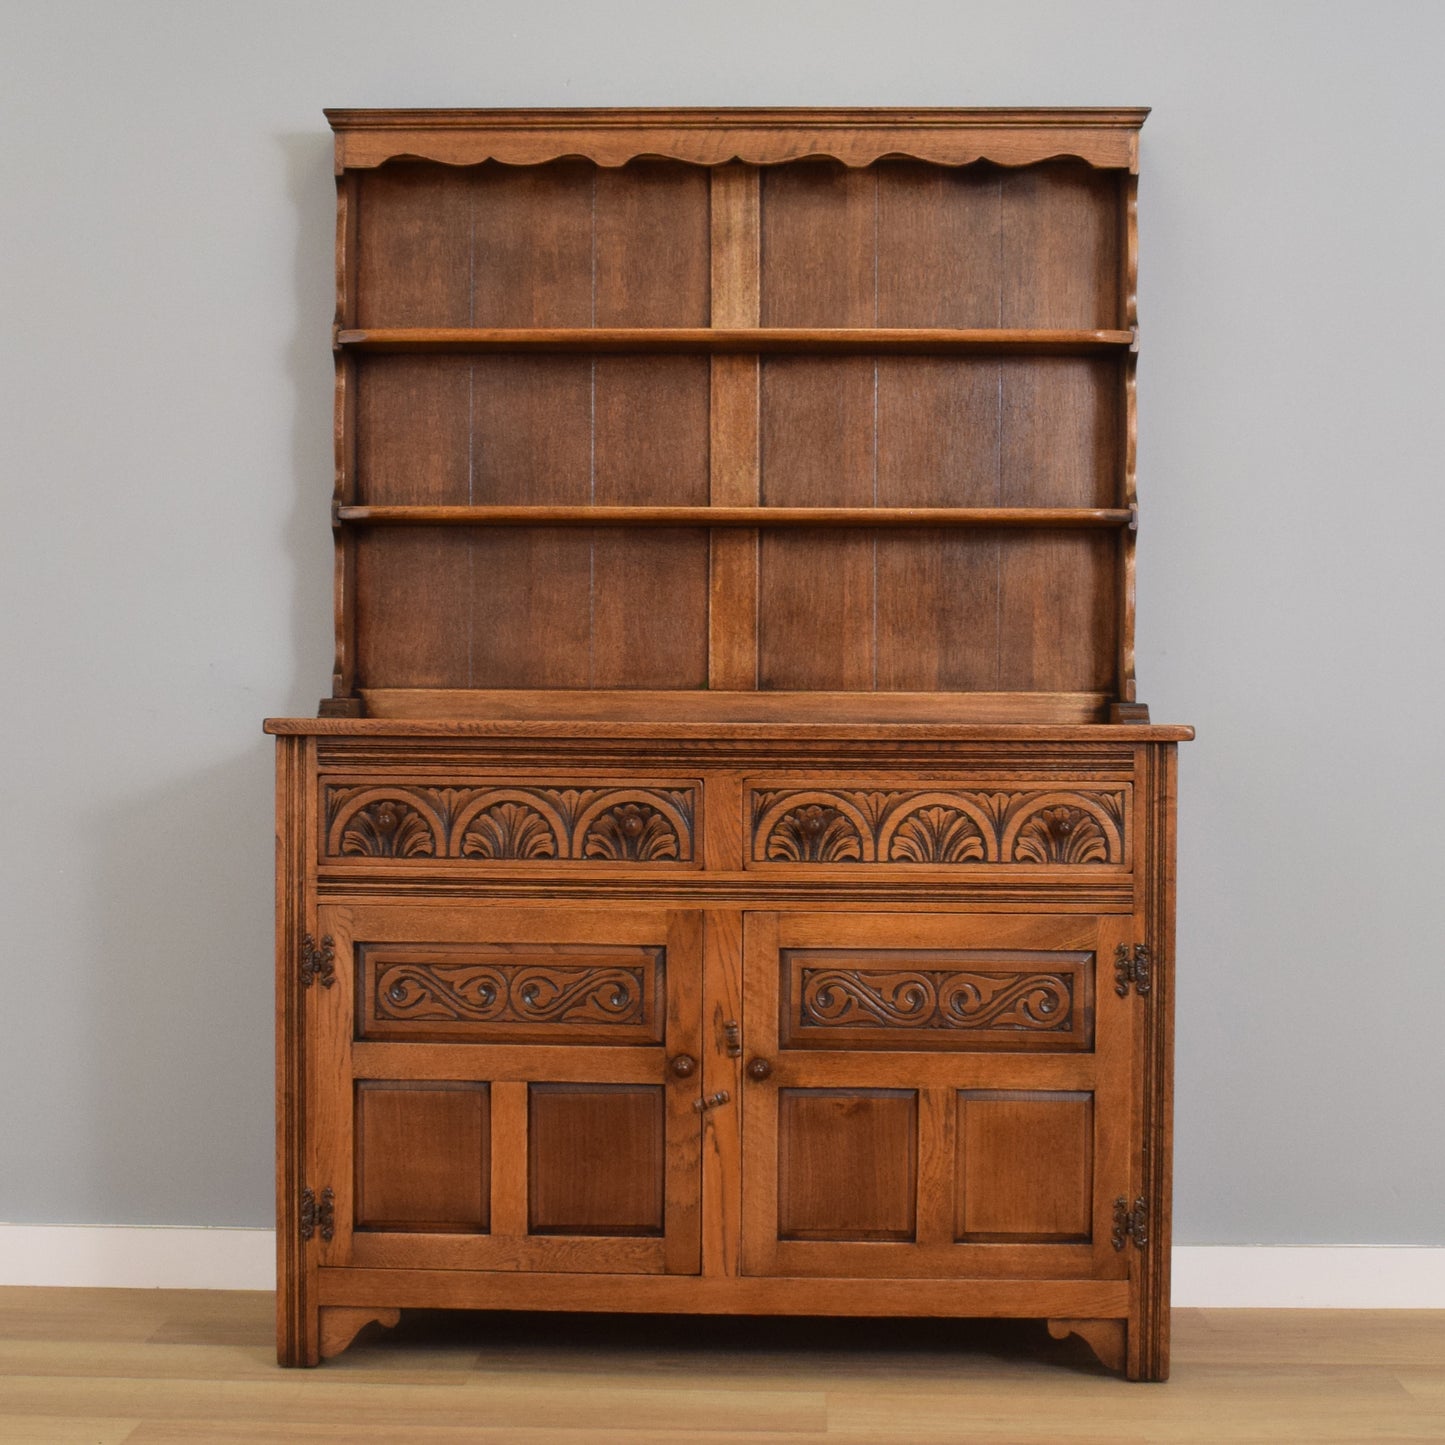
(8, 1291, 1445, 1443)
(337, 326, 1136, 354)
(281, 108, 1187, 1382)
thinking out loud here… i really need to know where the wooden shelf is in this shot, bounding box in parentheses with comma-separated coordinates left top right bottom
(334, 504, 1137, 530)
(335, 326, 1135, 357)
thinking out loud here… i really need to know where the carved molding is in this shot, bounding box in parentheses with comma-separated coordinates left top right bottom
(324, 783, 696, 862)
(799, 968, 1073, 1033)
(329, 113, 1143, 173)
(375, 961, 647, 1026)
(751, 787, 1127, 866)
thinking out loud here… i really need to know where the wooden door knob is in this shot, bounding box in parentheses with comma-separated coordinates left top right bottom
(746, 1057, 772, 1081)
(669, 1053, 698, 1079)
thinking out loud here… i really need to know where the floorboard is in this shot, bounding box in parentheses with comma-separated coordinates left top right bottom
(0, 1289, 1442, 1442)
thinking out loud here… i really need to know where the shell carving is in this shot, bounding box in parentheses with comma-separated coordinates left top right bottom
(765, 805, 863, 864)
(887, 806, 986, 864)
(339, 799, 436, 858)
(582, 803, 680, 862)
(325, 784, 695, 862)
(460, 803, 558, 860)
(753, 787, 1125, 866)
(1011, 806, 1109, 865)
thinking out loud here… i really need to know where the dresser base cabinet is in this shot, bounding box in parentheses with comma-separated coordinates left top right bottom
(270, 725, 1182, 1379)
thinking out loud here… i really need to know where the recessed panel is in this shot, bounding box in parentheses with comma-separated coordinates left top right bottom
(956, 1090, 1093, 1242)
(528, 1084, 665, 1236)
(781, 948, 1092, 1053)
(357, 942, 664, 1045)
(355, 1082, 489, 1233)
(777, 1089, 917, 1241)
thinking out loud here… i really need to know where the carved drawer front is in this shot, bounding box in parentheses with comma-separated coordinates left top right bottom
(747, 781, 1130, 870)
(358, 942, 663, 1045)
(321, 780, 701, 866)
(783, 947, 1093, 1053)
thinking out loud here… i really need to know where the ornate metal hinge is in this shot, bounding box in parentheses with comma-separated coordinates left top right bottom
(1112, 1195, 1148, 1251)
(300, 933, 335, 989)
(1114, 943, 1152, 997)
(299, 1185, 335, 1242)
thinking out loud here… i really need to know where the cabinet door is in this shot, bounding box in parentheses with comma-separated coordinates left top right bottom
(309, 904, 702, 1275)
(740, 912, 1135, 1279)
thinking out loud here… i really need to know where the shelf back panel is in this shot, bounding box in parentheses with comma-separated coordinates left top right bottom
(331, 112, 1141, 712)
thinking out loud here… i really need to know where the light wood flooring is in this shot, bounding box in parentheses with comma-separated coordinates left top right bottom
(0, 1289, 1441, 1442)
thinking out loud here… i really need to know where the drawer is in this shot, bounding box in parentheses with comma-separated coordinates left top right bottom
(746, 779, 1131, 871)
(320, 778, 702, 867)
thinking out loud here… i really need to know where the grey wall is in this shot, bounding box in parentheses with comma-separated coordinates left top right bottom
(3, 0, 1442, 1244)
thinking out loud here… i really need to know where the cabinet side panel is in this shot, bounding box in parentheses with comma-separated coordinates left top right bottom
(1139, 743, 1178, 1379)
(275, 736, 316, 1366)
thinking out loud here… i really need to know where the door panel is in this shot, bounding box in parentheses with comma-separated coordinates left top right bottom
(528, 1084, 665, 1236)
(355, 1081, 490, 1232)
(955, 1089, 1092, 1242)
(777, 1088, 917, 1241)
(741, 911, 1134, 1279)
(311, 904, 701, 1275)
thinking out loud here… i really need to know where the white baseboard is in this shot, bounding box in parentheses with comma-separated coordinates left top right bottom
(1171, 1245, 1445, 1308)
(1, 1228, 1442, 1306)
(0, 1226, 275, 1291)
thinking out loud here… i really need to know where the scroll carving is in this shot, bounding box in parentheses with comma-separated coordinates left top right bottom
(376, 961, 647, 1026)
(800, 968, 1073, 1033)
(751, 787, 1126, 866)
(324, 784, 696, 862)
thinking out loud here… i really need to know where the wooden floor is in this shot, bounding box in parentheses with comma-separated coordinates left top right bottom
(0, 1291, 1442, 1443)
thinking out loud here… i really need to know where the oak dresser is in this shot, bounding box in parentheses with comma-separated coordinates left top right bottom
(266, 107, 1190, 1379)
